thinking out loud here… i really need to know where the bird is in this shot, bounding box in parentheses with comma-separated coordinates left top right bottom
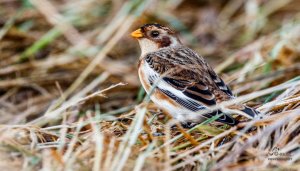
(131, 23, 259, 126)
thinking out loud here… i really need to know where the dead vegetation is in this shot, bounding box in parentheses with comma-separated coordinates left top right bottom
(0, 0, 300, 170)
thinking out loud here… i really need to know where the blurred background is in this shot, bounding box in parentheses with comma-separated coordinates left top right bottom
(1, 0, 299, 124)
(1, 0, 300, 170)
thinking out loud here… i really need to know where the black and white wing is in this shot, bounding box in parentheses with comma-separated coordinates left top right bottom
(144, 50, 239, 125)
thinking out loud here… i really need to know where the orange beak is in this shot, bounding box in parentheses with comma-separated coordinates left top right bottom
(131, 28, 143, 38)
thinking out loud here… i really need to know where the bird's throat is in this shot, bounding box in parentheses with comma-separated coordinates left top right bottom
(138, 38, 159, 57)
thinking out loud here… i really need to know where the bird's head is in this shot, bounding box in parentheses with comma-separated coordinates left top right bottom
(131, 23, 181, 56)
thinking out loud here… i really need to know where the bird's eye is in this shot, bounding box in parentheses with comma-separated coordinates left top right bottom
(150, 31, 159, 37)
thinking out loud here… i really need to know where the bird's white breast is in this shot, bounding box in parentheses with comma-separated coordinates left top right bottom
(138, 59, 159, 93)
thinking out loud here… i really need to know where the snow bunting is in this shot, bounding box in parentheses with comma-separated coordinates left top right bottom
(131, 23, 259, 126)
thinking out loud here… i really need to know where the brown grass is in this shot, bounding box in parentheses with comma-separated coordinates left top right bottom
(0, 0, 300, 170)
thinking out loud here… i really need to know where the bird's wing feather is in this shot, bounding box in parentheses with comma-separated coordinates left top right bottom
(144, 49, 238, 125)
(145, 47, 234, 102)
(205, 64, 234, 97)
(144, 50, 217, 107)
(156, 83, 238, 125)
(162, 77, 216, 106)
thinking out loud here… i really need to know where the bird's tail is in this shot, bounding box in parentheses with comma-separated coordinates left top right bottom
(202, 106, 260, 126)
(241, 105, 260, 119)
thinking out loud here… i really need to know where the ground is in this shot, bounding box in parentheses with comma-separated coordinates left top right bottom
(0, 0, 300, 170)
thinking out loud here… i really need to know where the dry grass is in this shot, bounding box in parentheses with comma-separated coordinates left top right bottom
(0, 0, 300, 170)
